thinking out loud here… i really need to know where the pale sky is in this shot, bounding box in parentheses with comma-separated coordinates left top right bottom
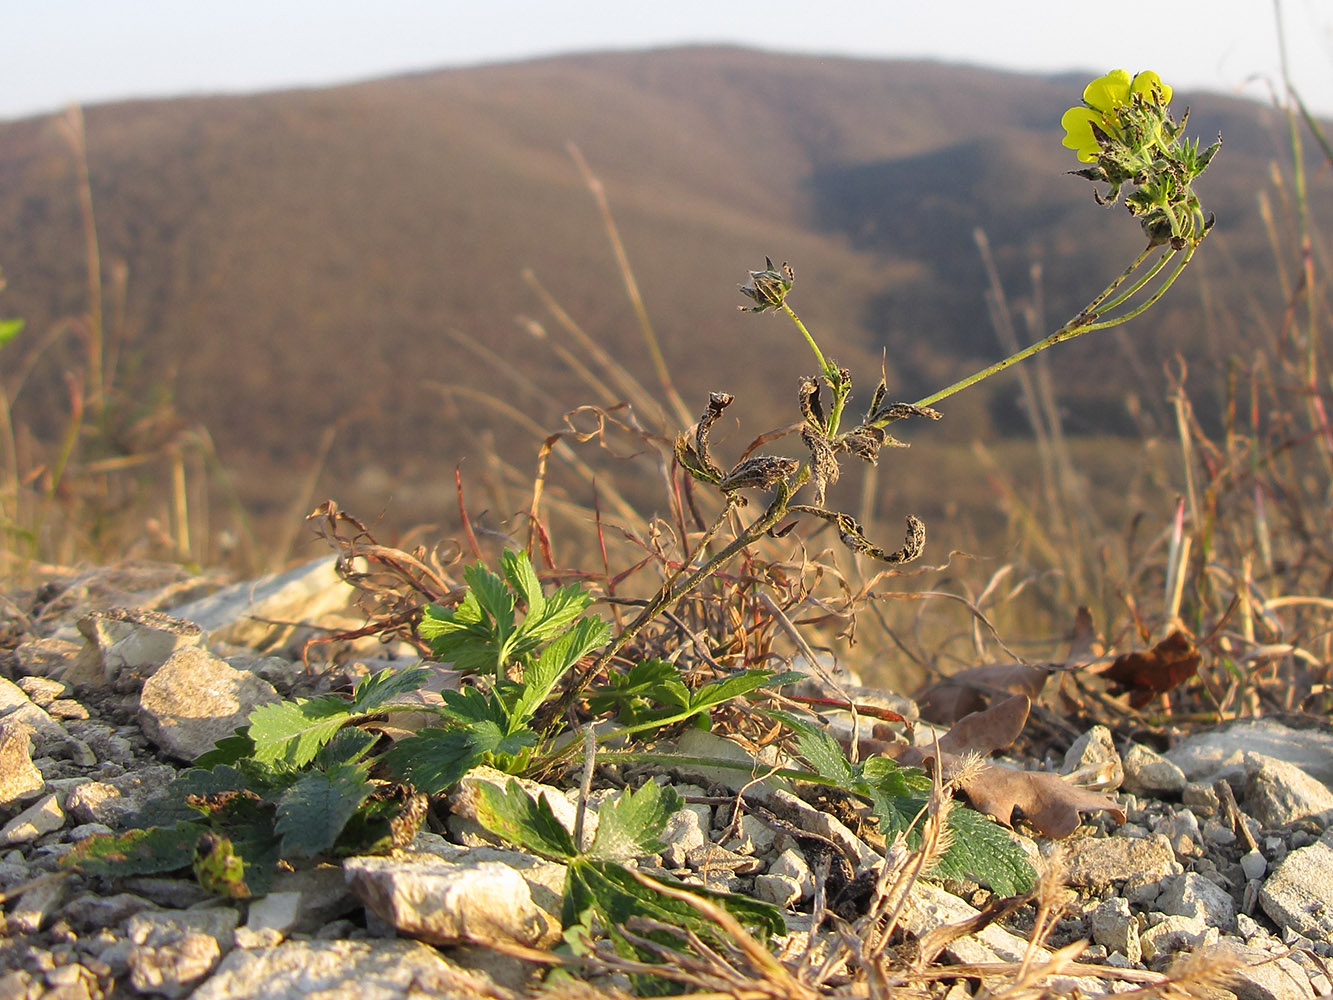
(4, 1, 1333, 121)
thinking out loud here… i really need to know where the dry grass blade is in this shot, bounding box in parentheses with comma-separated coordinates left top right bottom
(624, 868, 817, 999)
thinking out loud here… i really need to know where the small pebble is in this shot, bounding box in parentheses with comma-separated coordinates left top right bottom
(1240, 850, 1266, 880)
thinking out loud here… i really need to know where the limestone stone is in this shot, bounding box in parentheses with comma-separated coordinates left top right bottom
(1139, 914, 1219, 961)
(1244, 753, 1333, 829)
(138, 647, 279, 761)
(343, 852, 555, 947)
(0, 793, 65, 845)
(125, 907, 239, 999)
(189, 939, 503, 1000)
(1168, 720, 1333, 785)
(0, 717, 44, 806)
(1087, 896, 1141, 963)
(65, 765, 177, 827)
(1122, 742, 1188, 796)
(1158, 871, 1236, 931)
(660, 806, 708, 867)
(1063, 833, 1181, 889)
(1218, 942, 1318, 1000)
(70, 608, 203, 689)
(1260, 829, 1333, 941)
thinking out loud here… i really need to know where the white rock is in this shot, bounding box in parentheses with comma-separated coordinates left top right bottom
(1138, 914, 1218, 961)
(1158, 871, 1236, 931)
(0, 718, 44, 807)
(125, 907, 239, 999)
(0, 793, 65, 845)
(769, 847, 814, 896)
(138, 647, 279, 761)
(1241, 850, 1268, 881)
(1122, 742, 1187, 796)
(8, 877, 65, 935)
(755, 873, 803, 907)
(1168, 720, 1333, 785)
(343, 852, 554, 947)
(1260, 829, 1333, 941)
(1087, 896, 1141, 963)
(1244, 753, 1333, 828)
(1062, 725, 1123, 789)
(660, 807, 707, 868)
(70, 608, 203, 689)
(190, 938, 497, 1000)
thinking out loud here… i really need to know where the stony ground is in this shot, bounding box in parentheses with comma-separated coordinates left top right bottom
(1, 559, 1332, 999)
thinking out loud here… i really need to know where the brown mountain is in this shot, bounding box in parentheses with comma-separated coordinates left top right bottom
(0, 47, 1314, 558)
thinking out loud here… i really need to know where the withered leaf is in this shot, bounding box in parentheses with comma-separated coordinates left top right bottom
(959, 764, 1126, 839)
(801, 427, 839, 507)
(1097, 631, 1201, 708)
(915, 663, 1051, 726)
(938, 694, 1031, 758)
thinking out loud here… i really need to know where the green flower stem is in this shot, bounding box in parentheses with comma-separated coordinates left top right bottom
(780, 302, 849, 436)
(1093, 246, 1176, 315)
(909, 241, 1191, 412)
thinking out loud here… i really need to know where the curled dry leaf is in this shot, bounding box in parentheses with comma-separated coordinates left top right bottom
(915, 662, 1051, 726)
(1094, 630, 1201, 708)
(883, 693, 1124, 839)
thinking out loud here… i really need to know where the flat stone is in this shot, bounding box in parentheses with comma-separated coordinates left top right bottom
(126, 907, 239, 999)
(1245, 753, 1333, 829)
(1122, 742, 1187, 796)
(1061, 724, 1123, 790)
(11, 637, 82, 679)
(1218, 942, 1318, 1000)
(343, 852, 555, 947)
(65, 765, 178, 827)
(190, 939, 500, 1000)
(0, 793, 65, 845)
(902, 882, 1108, 994)
(660, 806, 708, 868)
(1087, 896, 1140, 963)
(1063, 833, 1181, 889)
(766, 788, 880, 872)
(769, 847, 814, 897)
(673, 728, 787, 799)
(0, 677, 81, 757)
(235, 891, 302, 948)
(755, 873, 803, 907)
(62, 891, 156, 931)
(407, 839, 566, 919)
(1168, 720, 1333, 786)
(0, 718, 44, 806)
(138, 647, 279, 761)
(1139, 914, 1218, 961)
(1260, 829, 1333, 941)
(1158, 871, 1236, 931)
(1241, 850, 1268, 881)
(169, 556, 354, 653)
(69, 608, 204, 689)
(8, 877, 66, 935)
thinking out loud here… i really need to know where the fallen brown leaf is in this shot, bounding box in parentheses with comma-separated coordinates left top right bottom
(915, 663, 1050, 725)
(1095, 630, 1201, 708)
(938, 693, 1031, 757)
(958, 763, 1127, 838)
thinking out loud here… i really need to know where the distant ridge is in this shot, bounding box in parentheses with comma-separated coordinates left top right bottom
(0, 47, 1311, 531)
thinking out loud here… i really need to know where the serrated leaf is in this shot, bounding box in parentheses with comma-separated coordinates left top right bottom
(585, 658, 692, 727)
(63, 822, 204, 877)
(517, 583, 594, 646)
(500, 548, 545, 620)
(248, 696, 352, 767)
(379, 723, 536, 794)
(351, 664, 431, 713)
(764, 709, 854, 785)
(274, 762, 375, 858)
(463, 560, 517, 663)
(194, 731, 255, 769)
(937, 806, 1036, 896)
(472, 778, 578, 860)
(586, 781, 680, 861)
(507, 615, 610, 729)
(314, 727, 379, 768)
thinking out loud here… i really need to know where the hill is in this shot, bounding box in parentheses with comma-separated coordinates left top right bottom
(0, 47, 1319, 559)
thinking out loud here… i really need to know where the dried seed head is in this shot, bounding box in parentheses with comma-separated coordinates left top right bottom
(719, 455, 799, 493)
(802, 426, 839, 507)
(738, 257, 795, 313)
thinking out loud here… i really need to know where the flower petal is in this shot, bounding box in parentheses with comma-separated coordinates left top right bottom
(1061, 106, 1102, 162)
(1083, 69, 1132, 113)
(1130, 70, 1172, 106)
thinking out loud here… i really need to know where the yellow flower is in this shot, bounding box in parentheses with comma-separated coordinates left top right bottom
(1061, 70, 1173, 163)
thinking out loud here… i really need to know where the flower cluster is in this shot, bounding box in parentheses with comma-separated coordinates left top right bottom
(1061, 70, 1218, 247)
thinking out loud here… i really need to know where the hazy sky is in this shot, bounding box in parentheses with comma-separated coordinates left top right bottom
(5, 1, 1333, 121)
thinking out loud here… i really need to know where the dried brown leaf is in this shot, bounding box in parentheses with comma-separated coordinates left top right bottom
(915, 663, 1051, 725)
(937, 693, 1031, 757)
(1095, 631, 1201, 708)
(958, 762, 1127, 838)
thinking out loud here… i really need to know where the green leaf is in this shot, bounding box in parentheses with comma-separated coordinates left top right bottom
(688, 669, 786, 713)
(194, 731, 255, 769)
(333, 784, 428, 856)
(63, 822, 204, 877)
(314, 727, 379, 768)
(420, 593, 500, 673)
(192, 832, 256, 899)
(501, 548, 546, 621)
(472, 778, 577, 861)
(350, 664, 431, 713)
(764, 709, 854, 785)
(274, 761, 375, 858)
(586, 781, 681, 861)
(517, 582, 594, 646)
(379, 723, 536, 794)
(507, 615, 610, 729)
(936, 807, 1036, 896)
(248, 696, 352, 767)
